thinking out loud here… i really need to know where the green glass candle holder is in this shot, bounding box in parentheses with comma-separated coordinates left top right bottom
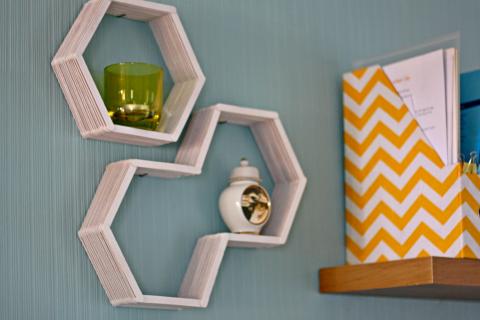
(104, 62, 164, 131)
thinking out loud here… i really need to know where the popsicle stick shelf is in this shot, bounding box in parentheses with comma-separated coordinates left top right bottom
(319, 257, 480, 300)
(78, 104, 307, 309)
(52, 0, 205, 146)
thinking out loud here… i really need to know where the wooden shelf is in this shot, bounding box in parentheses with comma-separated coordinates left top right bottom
(79, 104, 307, 309)
(52, 0, 205, 146)
(319, 257, 480, 300)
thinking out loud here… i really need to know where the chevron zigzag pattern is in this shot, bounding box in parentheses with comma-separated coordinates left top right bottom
(343, 66, 480, 264)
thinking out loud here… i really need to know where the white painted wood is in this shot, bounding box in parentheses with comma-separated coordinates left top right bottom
(107, 0, 176, 21)
(78, 104, 307, 309)
(102, 227, 144, 300)
(175, 107, 220, 169)
(178, 234, 229, 307)
(226, 233, 283, 248)
(52, 0, 205, 146)
(129, 159, 201, 177)
(216, 103, 279, 125)
(129, 295, 202, 309)
(263, 180, 307, 240)
(79, 231, 140, 304)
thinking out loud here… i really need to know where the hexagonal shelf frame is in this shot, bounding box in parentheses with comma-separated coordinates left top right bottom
(52, 0, 205, 146)
(78, 104, 307, 309)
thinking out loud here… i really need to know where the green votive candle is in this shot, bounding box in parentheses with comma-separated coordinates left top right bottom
(104, 62, 164, 131)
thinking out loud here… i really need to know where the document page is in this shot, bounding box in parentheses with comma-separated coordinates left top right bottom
(444, 48, 455, 164)
(383, 50, 448, 165)
(444, 48, 459, 165)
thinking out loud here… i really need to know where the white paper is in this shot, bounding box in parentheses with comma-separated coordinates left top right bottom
(383, 50, 448, 165)
(445, 48, 454, 164)
(445, 48, 459, 165)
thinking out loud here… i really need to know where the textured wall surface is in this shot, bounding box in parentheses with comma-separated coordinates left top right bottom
(2, 0, 480, 319)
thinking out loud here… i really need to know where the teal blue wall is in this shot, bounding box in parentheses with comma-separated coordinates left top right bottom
(2, 0, 480, 319)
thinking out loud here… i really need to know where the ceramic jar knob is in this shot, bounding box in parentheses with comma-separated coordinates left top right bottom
(219, 159, 271, 234)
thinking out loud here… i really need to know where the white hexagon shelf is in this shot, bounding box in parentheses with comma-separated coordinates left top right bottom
(52, 0, 205, 146)
(78, 104, 307, 309)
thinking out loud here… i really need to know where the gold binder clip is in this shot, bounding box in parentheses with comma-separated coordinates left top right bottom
(463, 151, 478, 174)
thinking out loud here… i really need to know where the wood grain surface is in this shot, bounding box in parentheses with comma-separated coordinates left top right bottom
(320, 257, 480, 299)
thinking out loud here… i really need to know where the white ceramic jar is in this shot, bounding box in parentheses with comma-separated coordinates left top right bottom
(218, 159, 271, 234)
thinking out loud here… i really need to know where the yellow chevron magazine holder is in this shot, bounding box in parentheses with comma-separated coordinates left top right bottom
(343, 65, 480, 264)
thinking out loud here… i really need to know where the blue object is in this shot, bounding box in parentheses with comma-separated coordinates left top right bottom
(460, 70, 480, 157)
